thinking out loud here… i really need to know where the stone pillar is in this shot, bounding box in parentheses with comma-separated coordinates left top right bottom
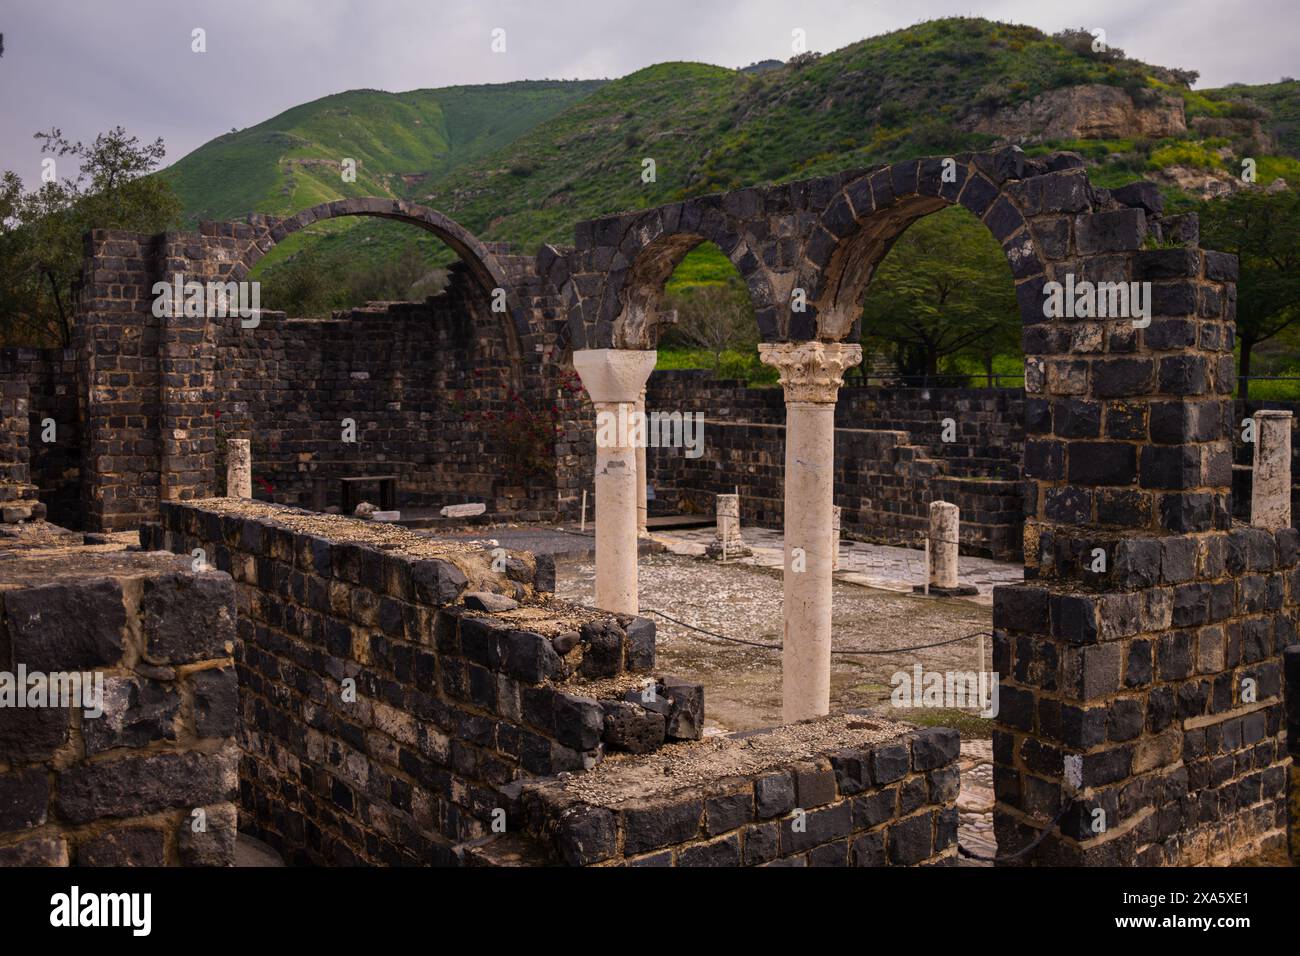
(226, 439, 252, 499)
(929, 501, 959, 589)
(759, 341, 861, 723)
(573, 349, 658, 614)
(912, 500, 976, 597)
(636, 388, 648, 535)
(1251, 409, 1293, 531)
(706, 493, 751, 558)
(831, 505, 841, 572)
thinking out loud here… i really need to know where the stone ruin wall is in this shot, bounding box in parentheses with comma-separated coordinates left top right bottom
(145, 499, 960, 866)
(211, 264, 551, 518)
(554, 149, 1295, 865)
(0, 148, 1294, 866)
(0, 351, 81, 529)
(646, 370, 1025, 558)
(0, 545, 239, 866)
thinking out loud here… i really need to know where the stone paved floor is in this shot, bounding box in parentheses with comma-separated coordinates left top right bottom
(956, 739, 996, 867)
(651, 527, 1024, 606)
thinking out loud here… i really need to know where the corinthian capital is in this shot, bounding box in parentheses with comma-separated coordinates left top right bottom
(758, 341, 862, 403)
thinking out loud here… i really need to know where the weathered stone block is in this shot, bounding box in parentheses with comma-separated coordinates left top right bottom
(911, 727, 960, 770)
(0, 768, 48, 831)
(600, 700, 665, 754)
(191, 666, 238, 739)
(78, 826, 166, 866)
(142, 572, 236, 664)
(84, 675, 180, 754)
(660, 677, 704, 740)
(178, 802, 238, 866)
(5, 578, 126, 670)
(622, 796, 702, 854)
(56, 747, 237, 824)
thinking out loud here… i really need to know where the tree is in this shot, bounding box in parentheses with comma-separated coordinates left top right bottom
(662, 277, 757, 372)
(859, 205, 1019, 379)
(0, 126, 181, 345)
(1198, 187, 1300, 399)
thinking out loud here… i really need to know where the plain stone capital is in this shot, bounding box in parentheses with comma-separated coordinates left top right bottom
(572, 348, 658, 404)
(1253, 409, 1293, 420)
(758, 341, 862, 403)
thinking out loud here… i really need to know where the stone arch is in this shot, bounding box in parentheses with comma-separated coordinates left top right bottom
(805, 154, 1050, 343)
(588, 200, 775, 350)
(232, 198, 530, 370)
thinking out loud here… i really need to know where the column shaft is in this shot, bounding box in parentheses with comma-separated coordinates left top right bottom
(636, 389, 648, 535)
(593, 400, 640, 613)
(1252, 410, 1293, 531)
(783, 401, 837, 722)
(572, 349, 658, 615)
(759, 341, 861, 723)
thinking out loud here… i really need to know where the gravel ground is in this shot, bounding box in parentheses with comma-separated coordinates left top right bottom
(558, 551, 994, 733)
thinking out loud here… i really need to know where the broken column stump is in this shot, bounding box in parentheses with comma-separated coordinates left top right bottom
(913, 500, 977, 597)
(705, 493, 751, 558)
(226, 438, 252, 499)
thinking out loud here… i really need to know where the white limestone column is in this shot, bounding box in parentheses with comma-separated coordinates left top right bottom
(636, 388, 648, 535)
(831, 505, 842, 572)
(1252, 409, 1293, 531)
(759, 341, 862, 723)
(929, 500, 960, 589)
(573, 349, 658, 614)
(227, 439, 252, 499)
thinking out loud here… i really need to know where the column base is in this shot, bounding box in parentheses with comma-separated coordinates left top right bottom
(912, 583, 979, 597)
(705, 541, 752, 559)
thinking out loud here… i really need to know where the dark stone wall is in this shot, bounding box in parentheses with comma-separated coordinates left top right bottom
(151, 499, 961, 868)
(1287, 646, 1300, 859)
(508, 724, 961, 867)
(212, 265, 551, 517)
(645, 370, 1025, 559)
(149, 499, 673, 865)
(994, 526, 1294, 865)
(75, 229, 164, 531)
(0, 348, 81, 528)
(0, 547, 239, 866)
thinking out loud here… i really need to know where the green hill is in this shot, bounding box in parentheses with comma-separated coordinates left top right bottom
(160, 18, 1300, 292)
(164, 81, 607, 223)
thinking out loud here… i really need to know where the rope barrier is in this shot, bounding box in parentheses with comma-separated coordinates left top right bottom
(956, 800, 1072, 864)
(640, 607, 991, 657)
(641, 607, 1053, 862)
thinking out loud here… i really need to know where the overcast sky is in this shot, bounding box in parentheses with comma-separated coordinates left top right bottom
(1, 0, 1296, 184)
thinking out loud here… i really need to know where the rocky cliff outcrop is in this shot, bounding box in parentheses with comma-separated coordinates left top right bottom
(967, 83, 1186, 142)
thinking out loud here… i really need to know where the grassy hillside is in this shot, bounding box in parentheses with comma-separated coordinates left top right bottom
(162, 18, 1300, 294)
(163, 81, 607, 224)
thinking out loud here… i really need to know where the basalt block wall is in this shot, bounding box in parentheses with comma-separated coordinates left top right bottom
(73, 206, 567, 532)
(993, 528, 1294, 865)
(0, 349, 81, 528)
(509, 725, 962, 867)
(0, 551, 239, 866)
(1288, 646, 1300, 858)
(645, 371, 1025, 558)
(211, 265, 551, 517)
(989, 237, 1294, 866)
(148, 500, 674, 866)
